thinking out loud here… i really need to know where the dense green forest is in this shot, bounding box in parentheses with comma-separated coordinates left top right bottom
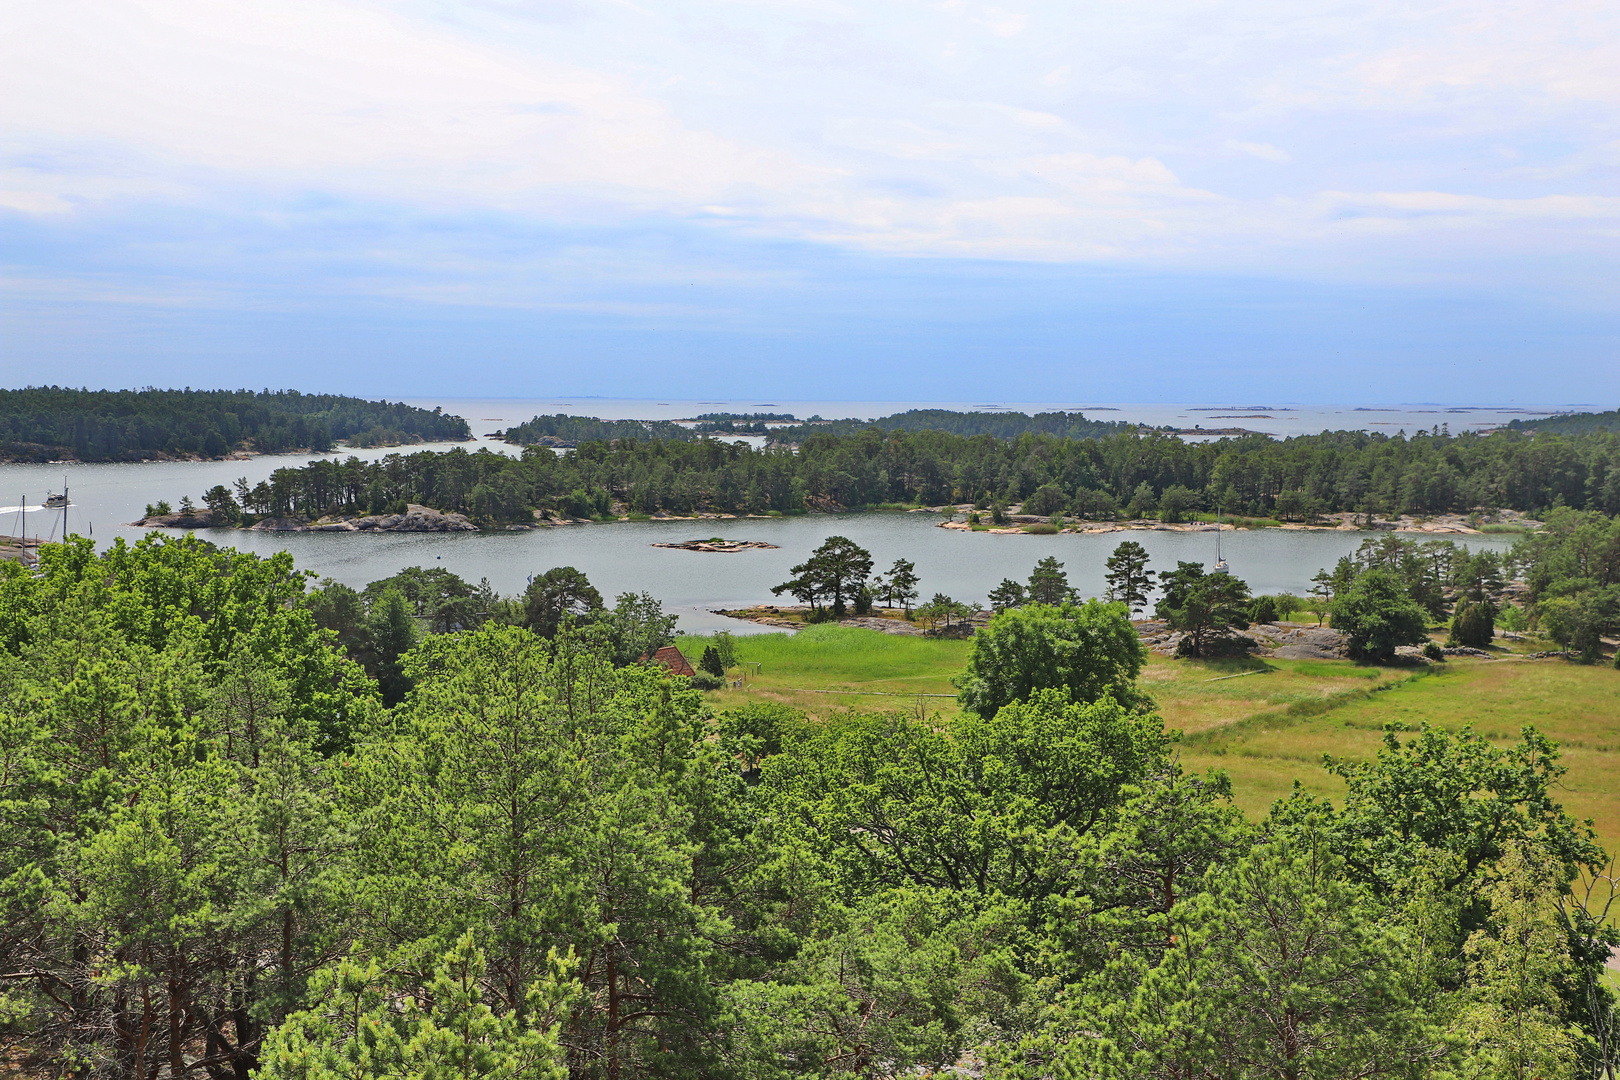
(1512, 408, 1620, 436)
(498, 409, 1140, 448)
(0, 387, 471, 461)
(499, 414, 703, 445)
(182, 423, 1620, 526)
(2, 533, 1615, 1079)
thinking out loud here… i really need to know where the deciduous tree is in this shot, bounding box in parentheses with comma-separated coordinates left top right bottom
(955, 599, 1147, 717)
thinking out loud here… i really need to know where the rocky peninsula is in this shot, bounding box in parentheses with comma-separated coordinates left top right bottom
(135, 504, 478, 532)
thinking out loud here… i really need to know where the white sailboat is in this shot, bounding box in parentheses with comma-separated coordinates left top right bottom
(1213, 505, 1231, 575)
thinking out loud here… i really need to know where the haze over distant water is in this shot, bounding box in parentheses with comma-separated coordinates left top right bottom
(415, 400, 1590, 445)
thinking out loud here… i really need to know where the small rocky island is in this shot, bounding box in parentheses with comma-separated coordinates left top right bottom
(651, 538, 780, 552)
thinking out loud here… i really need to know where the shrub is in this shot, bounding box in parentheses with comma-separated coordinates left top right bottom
(700, 645, 725, 677)
(689, 670, 725, 691)
(1497, 604, 1529, 633)
(711, 630, 738, 668)
(1273, 593, 1304, 620)
(1250, 595, 1279, 625)
(1423, 641, 1445, 661)
(1448, 601, 1496, 649)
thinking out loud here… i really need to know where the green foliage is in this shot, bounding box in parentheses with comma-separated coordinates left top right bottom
(1497, 603, 1530, 633)
(1103, 540, 1155, 615)
(347, 624, 747, 1076)
(771, 535, 873, 616)
(363, 565, 480, 633)
(877, 557, 920, 614)
(1511, 407, 1620, 435)
(1023, 482, 1069, 516)
(522, 566, 604, 638)
(158, 420, 1620, 525)
(1329, 567, 1430, 660)
(599, 590, 678, 666)
(988, 577, 1028, 613)
(1449, 600, 1497, 648)
(717, 702, 801, 775)
(762, 689, 1169, 903)
(1027, 555, 1074, 606)
(700, 645, 725, 677)
(259, 934, 572, 1080)
(1156, 483, 1198, 523)
(956, 600, 1146, 717)
(724, 887, 1028, 1077)
(709, 629, 738, 668)
(1274, 723, 1606, 905)
(1065, 827, 1443, 1079)
(364, 586, 419, 705)
(500, 413, 700, 445)
(0, 386, 468, 461)
(10, 530, 1619, 1080)
(1155, 562, 1253, 658)
(0, 537, 373, 1079)
(1458, 843, 1582, 1080)
(913, 592, 975, 634)
(202, 483, 242, 524)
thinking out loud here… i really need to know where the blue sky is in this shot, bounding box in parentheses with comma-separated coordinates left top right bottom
(1, 0, 1617, 402)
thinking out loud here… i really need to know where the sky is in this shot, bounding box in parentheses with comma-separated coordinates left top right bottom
(1, 0, 1617, 403)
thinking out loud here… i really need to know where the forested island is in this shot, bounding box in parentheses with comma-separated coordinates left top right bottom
(494, 408, 1143, 449)
(0, 387, 471, 461)
(2, 526, 1617, 1080)
(1511, 407, 1620, 436)
(157, 420, 1620, 528)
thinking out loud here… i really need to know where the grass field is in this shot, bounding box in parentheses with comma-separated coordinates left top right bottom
(680, 624, 1620, 846)
(682, 624, 971, 719)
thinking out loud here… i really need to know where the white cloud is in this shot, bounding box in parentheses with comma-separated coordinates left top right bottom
(1227, 140, 1291, 163)
(976, 6, 1028, 37)
(0, 0, 1617, 287)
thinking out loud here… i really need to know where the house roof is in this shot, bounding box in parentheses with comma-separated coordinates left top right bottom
(650, 645, 695, 677)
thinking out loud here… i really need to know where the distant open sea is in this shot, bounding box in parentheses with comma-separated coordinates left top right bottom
(406, 399, 1600, 443)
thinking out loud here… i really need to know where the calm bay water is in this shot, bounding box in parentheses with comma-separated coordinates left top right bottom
(1, 443, 1517, 633)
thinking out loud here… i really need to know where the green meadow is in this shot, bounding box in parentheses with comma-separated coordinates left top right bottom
(681, 624, 1620, 846)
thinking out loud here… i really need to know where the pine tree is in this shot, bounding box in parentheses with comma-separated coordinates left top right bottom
(364, 586, 419, 705)
(1104, 541, 1155, 615)
(700, 645, 725, 678)
(1027, 556, 1073, 606)
(988, 578, 1027, 612)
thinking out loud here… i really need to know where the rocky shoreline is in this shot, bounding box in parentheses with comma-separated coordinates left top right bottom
(132, 502, 1540, 539)
(135, 504, 477, 532)
(919, 505, 1536, 536)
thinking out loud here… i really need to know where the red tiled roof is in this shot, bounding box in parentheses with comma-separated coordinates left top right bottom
(651, 645, 695, 677)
